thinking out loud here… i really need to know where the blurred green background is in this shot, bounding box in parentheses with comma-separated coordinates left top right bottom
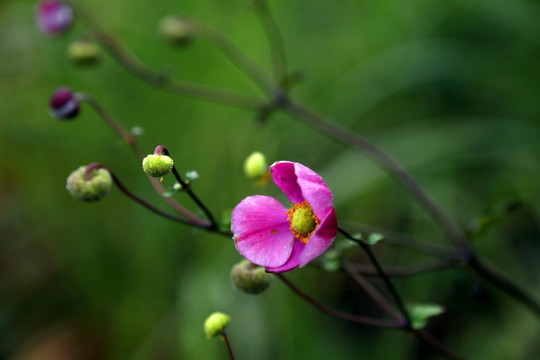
(1, 0, 540, 359)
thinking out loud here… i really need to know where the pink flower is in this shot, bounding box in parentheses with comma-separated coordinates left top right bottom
(232, 161, 337, 273)
(36, 0, 73, 36)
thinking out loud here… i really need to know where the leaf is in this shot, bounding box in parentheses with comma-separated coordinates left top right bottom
(321, 250, 340, 272)
(162, 189, 177, 198)
(185, 170, 199, 181)
(408, 303, 445, 329)
(367, 233, 384, 246)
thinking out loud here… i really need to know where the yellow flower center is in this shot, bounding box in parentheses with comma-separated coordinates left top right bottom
(286, 201, 319, 244)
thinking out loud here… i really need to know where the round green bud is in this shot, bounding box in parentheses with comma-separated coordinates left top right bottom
(158, 15, 193, 46)
(67, 39, 101, 66)
(66, 165, 112, 202)
(204, 312, 230, 339)
(243, 151, 267, 180)
(142, 154, 174, 177)
(230, 259, 273, 295)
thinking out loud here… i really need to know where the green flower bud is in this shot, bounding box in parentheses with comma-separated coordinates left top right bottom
(243, 151, 268, 181)
(204, 312, 230, 339)
(158, 15, 193, 46)
(142, 154, 174, 177)
(66, 165, 112, 202)
(230, 259, 273, 295)
(67, 38, 101, 66)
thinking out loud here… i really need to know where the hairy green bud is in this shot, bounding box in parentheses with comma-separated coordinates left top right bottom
(142, 154, 174, 177)
(67, 38, 101, 66)
(243, 151, 268, 181)
(158, 15, 193, 46)
(66, 165, 112, 202)
(204, 312, 230, 339)
(230, 259, 273, 295)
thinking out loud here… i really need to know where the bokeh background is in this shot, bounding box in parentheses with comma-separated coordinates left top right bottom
(1, 0, 540, 359)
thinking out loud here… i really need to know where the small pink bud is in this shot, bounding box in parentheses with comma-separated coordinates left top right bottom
(49, 87, 79, 120)
(36, 0, 73, 36)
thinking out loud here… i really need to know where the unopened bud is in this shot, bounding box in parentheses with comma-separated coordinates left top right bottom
(36, 0, 73, 36)
(142, 154, 174, 177)
(66, 165, 112, 202)
(158, 16, 193, 46)
(204, 312, 230, 339)
(49, 87, 79, 120)
(67, 38, 101, 66)
(243, 151, 268, 182)
(231, 259, 273, 295)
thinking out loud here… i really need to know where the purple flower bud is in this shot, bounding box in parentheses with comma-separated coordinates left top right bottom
(49, 87, 79, 120)
(36, 0, 73, 36)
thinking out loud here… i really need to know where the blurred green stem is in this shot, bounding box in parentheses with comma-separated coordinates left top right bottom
(71, 2, 265, 110)
(342, 262, 403, 322)
(253, 1, 288, 86)
(339, 228, 412, 327)
(349, 259, 460, 278)
(340, 221, 459, 259)
(188, 16, 282, 98)
(276, 274, 401, 328)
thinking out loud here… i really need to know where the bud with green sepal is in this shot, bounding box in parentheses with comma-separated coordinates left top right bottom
(142, 145, 174, 178)
(158, 15, 193, 46)
(204, 312, 230, 339)
(67, 38, 101, 66)
(66, 163, 112, 202)
(230, 259, 274, 295)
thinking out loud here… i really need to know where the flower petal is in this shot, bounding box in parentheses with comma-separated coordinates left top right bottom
(294, 163, 334, 220)
(270, 161, 303, 204)
(299, 208, 338, 267)
(232, 195, 294, 268)
(265, 240, 304, 273)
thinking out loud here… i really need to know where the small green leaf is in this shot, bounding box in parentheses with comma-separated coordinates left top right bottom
(367, 233, 384, 246)
(322, 250, 340, 272)
(162, 189, 177, 198)
(185, 170, 199, 181)
(335, 239, 357, 251)
(408, 303, 445, 329)
(130, 126, 145, 136)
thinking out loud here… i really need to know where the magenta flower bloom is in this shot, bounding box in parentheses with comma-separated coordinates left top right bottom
(232, 161, 338, 273)
(36, 0, 73, 36)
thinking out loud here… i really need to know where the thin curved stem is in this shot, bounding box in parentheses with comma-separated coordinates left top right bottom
(468, 257, 540, 317)
(413, 329, 465, 360)
(340, 221, 459, 259)
(221, 331, 235, 360)
(188, 17, 281, 98)
(156, 146, 219, 230)
(253, 2, 288, 85)
(348, 259, 459, 278)
(342, 262, 403, 322)
(276, 274, 401, 328)
(70, 3, 265, 110)
(339, 228, 412, 327)
(75, 93, 207, 226)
